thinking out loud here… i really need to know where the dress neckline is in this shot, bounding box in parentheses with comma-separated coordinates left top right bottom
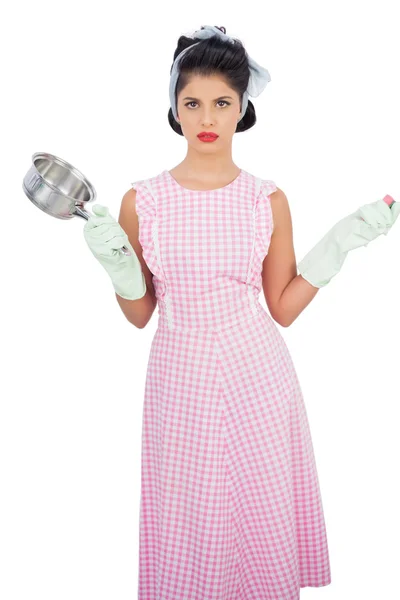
(164, 169, 243, 192)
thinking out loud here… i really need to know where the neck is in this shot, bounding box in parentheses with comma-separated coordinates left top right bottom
(177, 147, 238, 181)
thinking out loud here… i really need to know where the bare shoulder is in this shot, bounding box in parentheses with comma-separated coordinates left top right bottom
(121, 186, 137, 210)
(268, 187, 291, 234)
(118, 187, 141, 234)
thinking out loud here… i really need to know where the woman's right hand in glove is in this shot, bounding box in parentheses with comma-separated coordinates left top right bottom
(83, 204, 147, 300)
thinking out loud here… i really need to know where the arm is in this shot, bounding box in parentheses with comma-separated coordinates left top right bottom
(116, 188, 157, 329)
(264, 190, 399, 328)
(262, 188, 319, 328)
(276, 274, 320, 327)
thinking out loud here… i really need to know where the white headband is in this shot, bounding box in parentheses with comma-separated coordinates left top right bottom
(169, 25, 271, 123)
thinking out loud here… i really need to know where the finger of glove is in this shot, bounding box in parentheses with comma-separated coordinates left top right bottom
(92, 204, 111, 217)
(356, 217, 389, 239)
(84, 222, 124, 242)
(83, 222, 127, 247)
(86, 233, 129, 255)
(85, 226, 127, 247)
(83, 213, 117, 233)
(340, 219, 383, 252)
(358, 200, 392, 229)
(83, 205, 117, 230)
(389, 201, 400, 225)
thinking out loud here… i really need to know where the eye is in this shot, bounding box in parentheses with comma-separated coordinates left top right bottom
(184, 100, 231, 109)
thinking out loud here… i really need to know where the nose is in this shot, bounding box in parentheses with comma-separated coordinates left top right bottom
(200, 108, 216, 127)
(201, 119, 216, 129)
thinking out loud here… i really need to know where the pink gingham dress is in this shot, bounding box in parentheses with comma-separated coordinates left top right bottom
(131, 168, 331, 600)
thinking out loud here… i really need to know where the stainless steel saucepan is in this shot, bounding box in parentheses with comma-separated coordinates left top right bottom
(22, 152, 131, 256)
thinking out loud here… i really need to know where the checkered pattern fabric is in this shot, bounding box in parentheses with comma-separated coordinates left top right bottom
(131, 169, 331, 599)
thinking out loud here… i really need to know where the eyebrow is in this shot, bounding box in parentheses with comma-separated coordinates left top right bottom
(182, 95, 234, 101)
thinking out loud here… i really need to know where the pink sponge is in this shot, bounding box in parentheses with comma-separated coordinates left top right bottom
(383, 194, 395, 207)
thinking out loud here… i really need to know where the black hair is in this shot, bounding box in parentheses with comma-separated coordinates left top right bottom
(168, 26, 257, 136)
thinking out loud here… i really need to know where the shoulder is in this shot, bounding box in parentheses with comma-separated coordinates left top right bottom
(127, 174, 163, 218)
(267, 187, 292, 234)
(254, 175, 289, 233)
(129, 171, 165, 197)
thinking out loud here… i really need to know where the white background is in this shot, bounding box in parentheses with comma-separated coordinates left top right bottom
(2, 1, 399, 598)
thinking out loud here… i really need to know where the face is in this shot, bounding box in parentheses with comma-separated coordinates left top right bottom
(176, 74, 241, 147)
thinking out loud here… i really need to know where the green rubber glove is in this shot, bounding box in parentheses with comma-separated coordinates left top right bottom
(297, 197, 400, 288)
(83, 204, 147, 300)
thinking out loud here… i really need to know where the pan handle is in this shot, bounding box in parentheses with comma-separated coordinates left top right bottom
(74, 206, 132, 256)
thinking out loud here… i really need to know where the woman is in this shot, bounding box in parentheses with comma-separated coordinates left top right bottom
(83, 25, 398, 600)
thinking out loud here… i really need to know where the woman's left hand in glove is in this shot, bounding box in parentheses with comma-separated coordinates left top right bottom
(297, 195, 400, 288)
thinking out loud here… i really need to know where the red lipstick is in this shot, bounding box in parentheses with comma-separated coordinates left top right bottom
(197, 131, 219, 142)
